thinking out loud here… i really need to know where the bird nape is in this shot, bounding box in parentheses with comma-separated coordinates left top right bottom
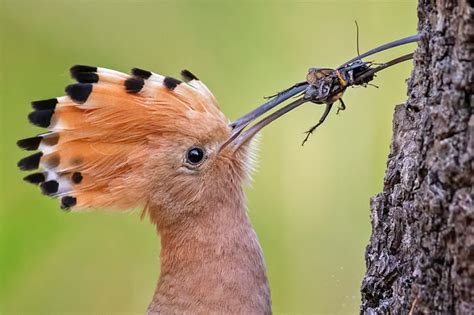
(18, 66, 275, 314)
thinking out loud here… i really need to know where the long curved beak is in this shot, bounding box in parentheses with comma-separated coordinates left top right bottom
(220, 96, 308, 151)
(220, 52, 415, 152)
(220, 33, 421, 152)
(339, 34, 421, 67)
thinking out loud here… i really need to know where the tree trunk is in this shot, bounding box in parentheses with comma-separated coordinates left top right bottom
(360, 1, 473, 314)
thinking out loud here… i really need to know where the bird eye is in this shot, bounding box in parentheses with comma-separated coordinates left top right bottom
(186, 147, 205, 165)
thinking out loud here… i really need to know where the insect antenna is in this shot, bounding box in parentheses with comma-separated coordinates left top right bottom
(355, 20, 361, 57)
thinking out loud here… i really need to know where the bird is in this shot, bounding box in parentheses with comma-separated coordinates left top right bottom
(17, 65, 273, 314)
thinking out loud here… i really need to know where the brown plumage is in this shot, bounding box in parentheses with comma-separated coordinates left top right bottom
(18, 65, 272, 314)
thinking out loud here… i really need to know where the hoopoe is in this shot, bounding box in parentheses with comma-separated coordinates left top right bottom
(17, 66, 273, 314)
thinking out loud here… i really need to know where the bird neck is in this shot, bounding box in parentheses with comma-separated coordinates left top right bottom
(147, 189, 271, 314)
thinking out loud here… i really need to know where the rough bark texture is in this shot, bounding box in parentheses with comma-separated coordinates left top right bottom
(360, 1, 473, 314)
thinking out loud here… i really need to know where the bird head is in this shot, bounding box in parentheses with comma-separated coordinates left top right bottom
(18, 66, 276, 228)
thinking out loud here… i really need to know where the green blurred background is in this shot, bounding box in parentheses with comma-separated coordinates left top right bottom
(0, 1, 417, 314)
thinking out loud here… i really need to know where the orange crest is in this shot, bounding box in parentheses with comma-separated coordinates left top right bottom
(18, 66, 231, 211)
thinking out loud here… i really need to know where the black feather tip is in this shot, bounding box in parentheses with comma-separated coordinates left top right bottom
(180, 69, 199, 82)
(18, 152, 43, 171)
(124, 77, 144, 93)
(74, 72, 99, 83)
(131, 68, 152, 79)
(40, 180, 59, 195)
(61, 196, 76, 210)
(163, 77, 182, 90)
(28, 110, 54, 128)
(65, 83, 93, 104)
(70, 65, 97, 79)
(23, 173, 46, 185)
(31, 98, 57, 110)
(17, 136, 42, 151)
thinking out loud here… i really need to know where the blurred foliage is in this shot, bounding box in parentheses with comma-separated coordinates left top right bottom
(0, 0, 416, 314)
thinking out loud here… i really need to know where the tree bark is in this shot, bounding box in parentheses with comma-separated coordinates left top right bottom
(360, 1, 473, 314)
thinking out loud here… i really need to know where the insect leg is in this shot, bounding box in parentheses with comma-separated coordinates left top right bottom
(302, 103, 334, 146)
(337, 99, 346, 115)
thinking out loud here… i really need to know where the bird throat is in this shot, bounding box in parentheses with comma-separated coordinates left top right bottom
(147, 193, 272, 314)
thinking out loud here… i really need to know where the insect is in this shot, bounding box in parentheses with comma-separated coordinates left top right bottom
(229, 34, 421, 147)
(301, 60, 379, 145)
